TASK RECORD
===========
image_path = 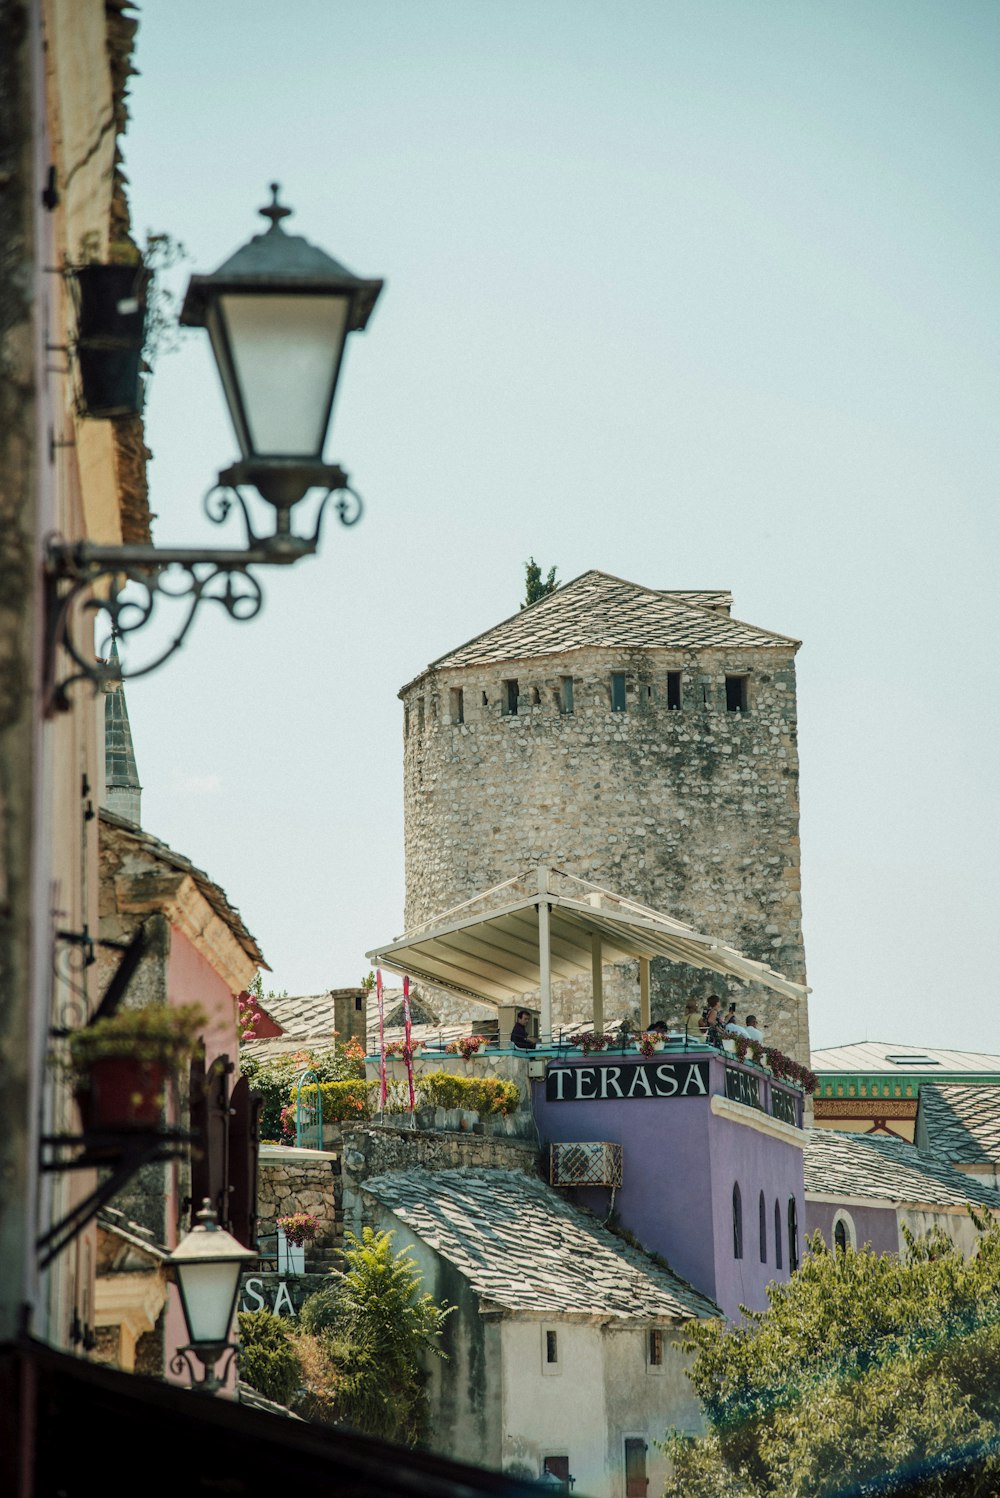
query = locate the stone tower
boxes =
[400,571,810,1063]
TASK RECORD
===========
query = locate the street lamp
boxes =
[167,1199,257,1394]
[45,184,384,709]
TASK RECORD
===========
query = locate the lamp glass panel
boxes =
[176,1257,242,1345]
[219,293,349,458]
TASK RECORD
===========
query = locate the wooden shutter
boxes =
[228,1075,263,1248]
[188,1051,233,1229]
[625,1439,648,1498]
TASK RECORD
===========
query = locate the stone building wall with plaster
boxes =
[399,575,810,1062]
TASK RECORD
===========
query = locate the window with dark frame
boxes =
[503,679,519,716]
[546,1329,558,1364]
[648,1328,663,1366]
[666,671,682,710]
[788,1196,799,1272]
[834,1218,848,1253]
[774,1199,783,1270]
[611,672,627,712]
[759,1190,767,1263]
[560,676,574,714]
[733,1182,743,1259]
[725,674,749,712]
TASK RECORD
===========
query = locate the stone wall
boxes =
[258,1146,340,1249]
[401,642,809,1063]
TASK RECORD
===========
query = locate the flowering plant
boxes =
[237,989,262,1042]
[732,1037,818,1094]
[276,1212,320,1247]
[385,1040,421,1063]
[637,1032,662,1058]
[570,1031,612,1056]
[445,1035,488,1061]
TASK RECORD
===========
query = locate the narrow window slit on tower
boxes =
[666,671,682,710]
[611,673,626,712]
[546,1329,558,1364]
[532,686,541,706]
[560,676,574,714]
[449,687,464,724]
[503,679,519,716]
[648,1329,663,1366]
[726,674,748,712]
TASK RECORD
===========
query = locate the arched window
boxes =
[832,1210,856,1254]
[787,1196,799,1272]
[759,1191,767,1263]
[732,1183,743,1259]
[774,1200,783,1270]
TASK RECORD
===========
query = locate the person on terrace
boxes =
[510,1009,536,1050]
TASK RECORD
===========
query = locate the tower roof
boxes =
[405,571,800,687]
[103,640,141,826]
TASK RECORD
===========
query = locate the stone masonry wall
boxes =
[258,1148,340,1248]
[401,643,810,1063]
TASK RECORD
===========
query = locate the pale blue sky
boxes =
[121,1,1000,1051]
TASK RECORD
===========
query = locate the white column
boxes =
[639,957,651,1031]
[538,866,552,1044]
[591,933,604,1034]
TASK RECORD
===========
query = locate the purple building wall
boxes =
[531,1049,806,1319]
[805,1199,899,1256]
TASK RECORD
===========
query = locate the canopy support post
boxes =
[538,866,552,1045]
[639,957,651,1031]
[591,933,604,1034]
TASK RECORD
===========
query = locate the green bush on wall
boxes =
[419,1071,520,1117]
[290,1079,379,1122]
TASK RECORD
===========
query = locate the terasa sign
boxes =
[545,1059,711,1102]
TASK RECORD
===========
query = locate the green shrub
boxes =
[242,1050,367,1140]
[237,1309,301,1404]
[418,1070,519,1117]
[298,1283,341,1336]
[290,1078,379,1123]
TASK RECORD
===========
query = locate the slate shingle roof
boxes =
[406,571,799,683]
[363,1167,718,1321]
[804,1129,1000,1209]
[918,1085,1000,1165]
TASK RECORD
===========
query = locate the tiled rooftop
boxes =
[918,1084,1000,1165]
[811,1041,1000,1076]
[804,1129,1000,1209]
[100,808,266,968]
[363,1167,718,1321]
[407,570,799,681]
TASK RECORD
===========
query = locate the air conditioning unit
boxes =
[550,1141,623,1188]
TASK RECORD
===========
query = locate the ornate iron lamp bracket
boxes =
[43,464,362,713]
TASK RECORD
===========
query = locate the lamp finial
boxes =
[259,182,292,231]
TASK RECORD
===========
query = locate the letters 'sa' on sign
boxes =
[545,1059,711,1102]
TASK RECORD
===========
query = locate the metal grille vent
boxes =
[550,1141,623,1188]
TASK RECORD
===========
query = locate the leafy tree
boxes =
[295,1227,452,1445]
[663,1214,1000,1497]
[237,1308,302,1404]
[521,556,559,609]
[242,1047,365,1141]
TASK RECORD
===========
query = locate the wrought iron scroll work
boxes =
[44,468,362,713]
[169,1341,238,1395]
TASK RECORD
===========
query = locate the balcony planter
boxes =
[68,1002,205,1134]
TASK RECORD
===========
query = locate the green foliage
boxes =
[290,1078,379,1124]
[237,1309,301,1405]
[295,1228,452,1445]
[419,1070,519,1117]
[521,556,559,609]
[663,1214,1000,1497]
[242,1051,368,1140]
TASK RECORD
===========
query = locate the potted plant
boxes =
[68,1002,205,1132]
[276,1212,320,1247]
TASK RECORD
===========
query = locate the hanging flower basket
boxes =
[68,1003,205,1133]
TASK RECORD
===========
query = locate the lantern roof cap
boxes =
[180,184,383,331]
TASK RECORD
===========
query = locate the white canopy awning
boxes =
[367,866,808,1040]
